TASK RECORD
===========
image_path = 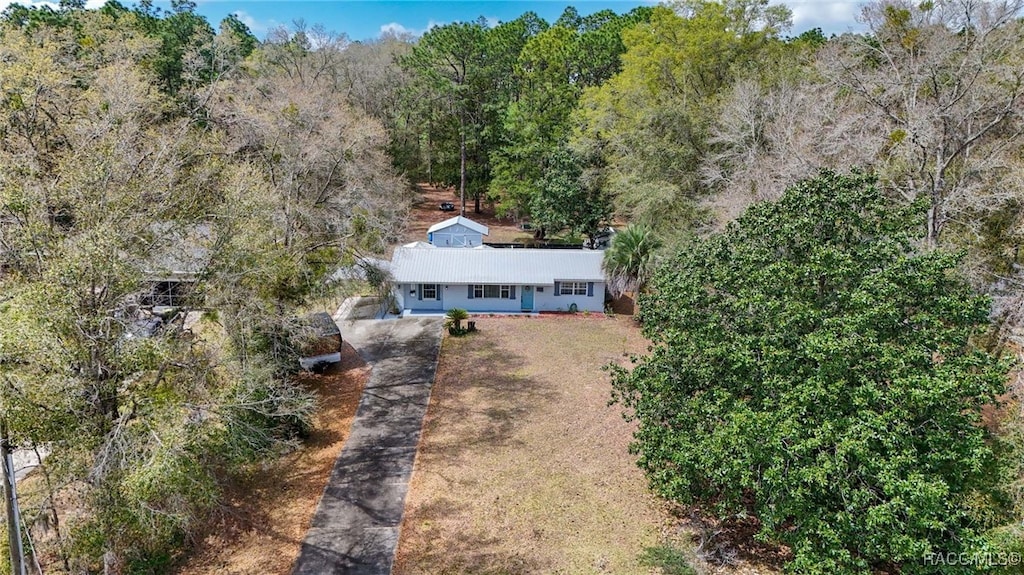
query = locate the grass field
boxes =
[392,315,675,574]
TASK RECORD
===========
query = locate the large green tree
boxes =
[401,20,489,213]
[529,146,612,242]
[489,6,651,218]
[574,0,790,244]
[489,23,580,217]
[612,171,1011,573]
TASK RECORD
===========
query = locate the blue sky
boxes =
[2,0,867,40]
[212,1,662,39]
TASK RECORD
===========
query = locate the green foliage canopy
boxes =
[611,171,1010,573]
[602,223,661,297]
[529,146,612,241]
[489,6,651,217]
[573,0,791,245]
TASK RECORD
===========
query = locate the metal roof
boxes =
[426,216,489,235]
[143,222,211,278]
[390,247,605,284]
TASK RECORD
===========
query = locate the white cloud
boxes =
[379,18,456,39]
[380,21,416,37]
[232,10,276,34]
[0,0,111,11]
[780,0,865,34]
[0,0,58,11]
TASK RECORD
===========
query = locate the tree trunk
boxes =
[926,204,938,248]
[459,115,466,217]
[1,420,26,575]
[426,115,433,184]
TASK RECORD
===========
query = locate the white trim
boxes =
[559,281,588,296]
[421,283,439,300]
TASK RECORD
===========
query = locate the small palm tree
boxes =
[444,308,470,333]
[602,224,661,298]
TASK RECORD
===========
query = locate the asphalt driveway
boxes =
[292,307,443,575]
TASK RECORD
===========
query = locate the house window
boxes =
[421,284,439,299]
[536,287,544,293]
[559,281,588,296]
[473,285,512,298]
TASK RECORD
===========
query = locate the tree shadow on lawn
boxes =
[394,335,558,574]
[417,335,558,461]
[396,497,543,575]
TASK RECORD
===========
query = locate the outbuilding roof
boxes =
[426,215,489,236]
[403,241,435,249]
[390,246,604,285]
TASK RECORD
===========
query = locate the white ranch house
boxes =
[427,215,489,247]
[389,245,606,314]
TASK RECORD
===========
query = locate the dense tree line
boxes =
[1,0,1023,572]
[364,0,1024,571]
[378,0,1023,274]
[0,2,406,572]
[613,172,1017,573]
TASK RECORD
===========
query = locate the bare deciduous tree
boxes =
[820,0,1024,247]
[702,77,884,224]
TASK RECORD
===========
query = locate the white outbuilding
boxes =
[427,216,489,247]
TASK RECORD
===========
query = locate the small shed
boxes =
[427,216,489,248]
[296,312,343,371]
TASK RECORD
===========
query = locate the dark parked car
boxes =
[439,202,455,212]
[588,226,616,249]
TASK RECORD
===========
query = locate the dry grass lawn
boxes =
[393,315,672,574]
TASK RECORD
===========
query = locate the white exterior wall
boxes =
[533,282,604,313]
[443,284,523,312]
[428,223,484,248]
[396,283,444,311]
[393,282,606,313]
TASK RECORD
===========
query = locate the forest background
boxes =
[0,0,1023,572]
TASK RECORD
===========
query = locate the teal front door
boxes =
[521,285,534,311]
